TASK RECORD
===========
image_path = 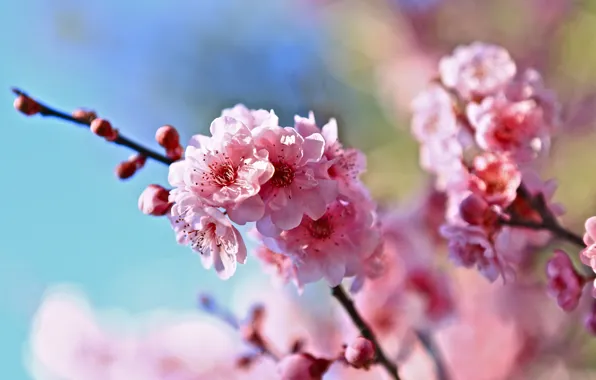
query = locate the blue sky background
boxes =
[0,1,361,378]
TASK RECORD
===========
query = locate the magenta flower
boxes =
[410,83,459,142]
[169,202,247,280]
[270,200,381,287]
[545,250,583,312]
[221,103,279,130]
[294,113,371,203]
[439,42,516,100]
[440,224,515,283]
[467,95,550,161]
[468,152,521,207]
[168,116,274,224]
[252,124,337,234]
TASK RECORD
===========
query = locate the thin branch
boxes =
[415,330,450,380]
[331,285,401,380]
[499,217,585,248]
[11,88,173,165]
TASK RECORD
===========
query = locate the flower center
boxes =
[308,217,333,240]
[188,223,217,254]
[270,161,295,188]
[211,163,237,187]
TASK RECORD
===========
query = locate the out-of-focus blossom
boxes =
[467,95,550,162]
[439,42,516,101]
[253,124,337,235]
[410,84,458,143]
[169,203,246,280]
[277,353,330,380]
[581,217,596,271]
[545,250,583,312]
[168,116,274,224]
[440,224,515,283]
[468,152,521,207]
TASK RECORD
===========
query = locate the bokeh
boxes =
[4,0,596,378]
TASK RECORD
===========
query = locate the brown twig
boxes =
[415,330,450,380]
[331,285,401,380]
[11,88,174,165]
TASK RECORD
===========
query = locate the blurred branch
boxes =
[415,330,450,380]
[331,285,401,380]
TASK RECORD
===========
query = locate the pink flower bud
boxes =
[277,353,330,380]
[345,336,375,369]
[130,154,147,170]
[90,118,118,141]
[155,125,180,150]
[138,184,171,216]
[72,109,97,124]
[459,193,490,226]
[166,145,183,161]
[546,250,583,312]
[14,95,40,116]
[115,160,137,180]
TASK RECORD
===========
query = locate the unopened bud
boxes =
[130,154,147,170]
[138,184,171,216]
[72,109,97,124]
[90,118,118,141]
[115,160,137,180]
[155,125,180,150]
[14,95,40,116]
[166,145,183,161]
[345,337,375,369]
[459,193,489,226]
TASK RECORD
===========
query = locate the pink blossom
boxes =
[404,268,455,327]
[252,125,337,234]
[28,290,130,380]
[254,242,297,286]
[505,68,560,131]
[545,250,583,312]
[277,353,330,380]
[581,217,596,276]
[468,152,521,207]
[221,104,279,130]
[410,83,458,142]
[440,224,515,283]
[269,199,381,287]
[439,42,516,100]
[467,95,550,161]
[458,192,500,227]
[168,116,274,224]
[138,184,171,216]
[294,113,371,203]
[169,203,247,280]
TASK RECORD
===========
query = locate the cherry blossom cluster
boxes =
[410,42,596,322]
[165,105,382,288]
[411,42,562,282]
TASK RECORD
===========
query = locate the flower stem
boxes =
[499,217,584,248]
[415,330,450,380]
[331,285,401,380]
[11,88,173,165]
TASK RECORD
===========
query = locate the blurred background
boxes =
[4,0,596,378]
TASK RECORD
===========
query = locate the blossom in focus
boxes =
[268,199,381,287]
[168,116,274,224]
[581,217,596,272]
[439,42,516,100]
[294,113,371,204]
[440,224,515,283]
[467,95,550,161]
[252,124,337,234]
[169,203,246,280]
[468,152,521,207]
[221,104,279,130]
[545,250,583,312]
